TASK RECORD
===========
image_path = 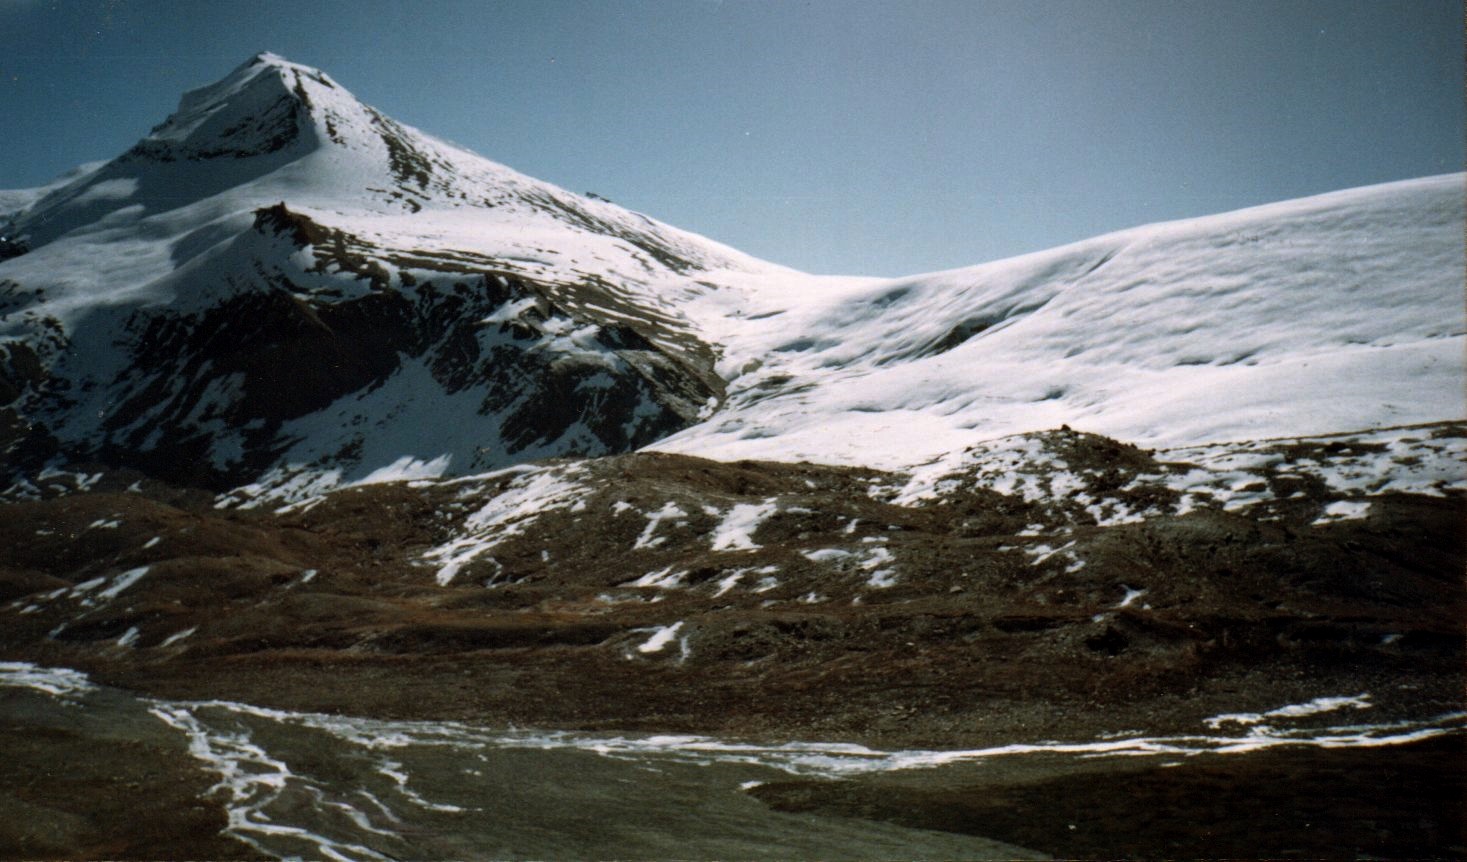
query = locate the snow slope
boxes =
[655,173,1466,470]
[6,54,774,286]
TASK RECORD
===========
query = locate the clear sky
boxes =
[1,0,1461,276]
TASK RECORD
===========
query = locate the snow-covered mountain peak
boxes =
[133,52,340,162]
[6,52,770,285]
[0,54,788,488]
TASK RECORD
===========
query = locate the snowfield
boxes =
[655,173,1465,469]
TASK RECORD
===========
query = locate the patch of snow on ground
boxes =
[99,566,149,601]
[633,501,688,550]
[149,701,394,862]
[710,499,779,551]
[857,545,898,588]
[1117,586,1147,608]
[892,425,1464,527]
[351,454,454,486]
[636,622,684,654]
[802,548,854,564]
[865,570,898,589]
[627,567,688,589]
[711,571,744,597]
[0,662,97,700]
[1026,542,1075,567]
[1312,500,1372,525]
[411,698,1458,777]
[421,465,587,585]
[376,758,466,814]
[1157,427,1467,513]
[215,466,344,512]
[160,627,198,647]
[1205,694,1373,729]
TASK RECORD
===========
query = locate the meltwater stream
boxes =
[2,662,1462,861]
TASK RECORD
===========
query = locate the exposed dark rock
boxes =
[0,235,25,262]
[3,205,723,490]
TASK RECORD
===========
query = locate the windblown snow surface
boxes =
[654,173,1465,470]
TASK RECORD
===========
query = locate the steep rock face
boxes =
[2,203,720,488]
[128,54,316,161]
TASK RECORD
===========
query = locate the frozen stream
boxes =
[1,662,1461,861]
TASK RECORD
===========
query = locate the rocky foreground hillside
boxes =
[3,423,1460,747]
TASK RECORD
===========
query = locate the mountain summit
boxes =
[11,52,758,275]
[0,54,778,488]
[131,52,333,161]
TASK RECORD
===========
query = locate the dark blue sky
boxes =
[1,0,1460,275]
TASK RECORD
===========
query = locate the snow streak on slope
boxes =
[656,174,1466,470]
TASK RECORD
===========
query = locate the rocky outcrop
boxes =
[1,204,721,489]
